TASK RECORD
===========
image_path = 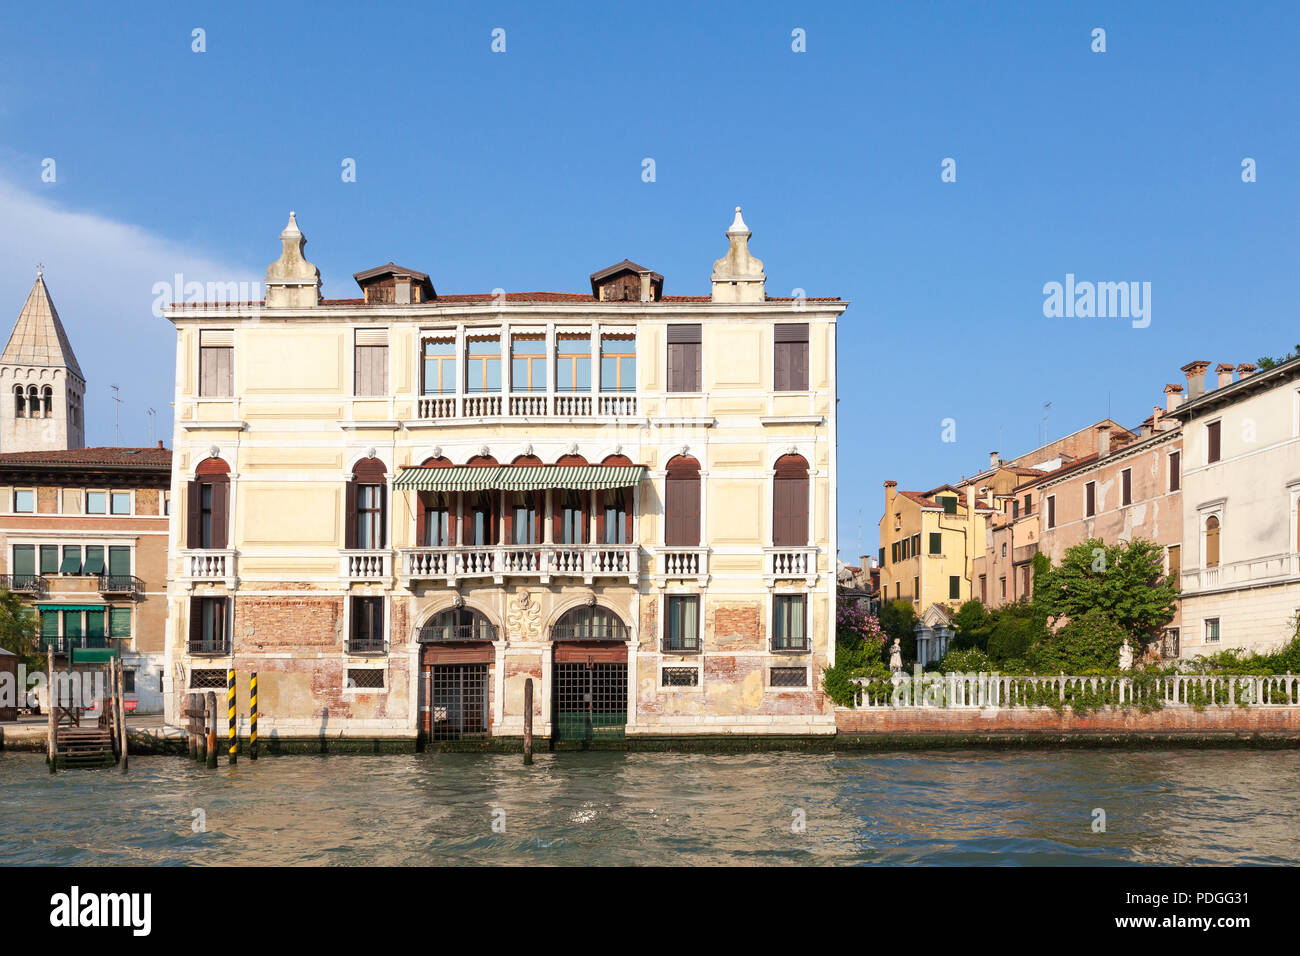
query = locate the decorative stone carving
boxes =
[507,588,542,640]
[451,592,465,609]
[209,445,220,459]
[431,445,442,459]
[889,637,903,674]
[1119,638,1134,672]
[366,447,376,459]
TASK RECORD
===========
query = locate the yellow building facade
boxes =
[163,209,846,742]
[877,482,990,613]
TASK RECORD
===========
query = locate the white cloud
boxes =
[0,177,256,449]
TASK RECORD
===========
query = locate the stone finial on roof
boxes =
[265,210,321,308]
[711,205,766,304]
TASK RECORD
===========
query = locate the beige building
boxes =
[162,208,846,742]
[1169,358,1300,655]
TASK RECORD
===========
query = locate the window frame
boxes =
[663,593,701,653]
[12,488,34,514]
[599,334,636,394]
[771,592,809,652]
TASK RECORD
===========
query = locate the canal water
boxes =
[1,749,1297,865]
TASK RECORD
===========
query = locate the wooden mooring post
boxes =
[115,656,128,773]
[523,677,534,765]
[46,646,56,773]
[186,693,197,759]
[206,691,218,769]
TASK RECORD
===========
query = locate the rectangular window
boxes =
[466,337,502,393]
[774,323,809,391]
[1167,544,1181,581]
[666,324,701,393]
[770,667,807,687]
[1047,495,1057,529]
[86,491,106,514]
[470,492,495,546]
[773,594,808,650]
[108,546,131,577]
[346,668,385,689]
[895,582,900,599]
[39,544,58,575]
[877,546,884,567]
[191,597,230,652]
[942,496,957,515]
[1205,618,1220,643]
[979,575,987,601]
[949,575,960,600]
[110,607,132,639]
[11,545,35,576]
[559,491,586,545]
[662,667,698,687]
[198,329,234,397]
[665,595,700,652]
[353,329,389,396]
[555,334,591,392]
[64,610,83,641]
[86,609,105,641]
[111,491,132,515]
[123,669,135,693]
[1085,482,1096,517]
[1121,469,1132,506]
[13,489,33,513]
[511,493,538,545]
[59,545,82,575]
[1207,420,1221,464]
[929,532,942,555]
[911,533,920,556]
[510,335,547,392]
[891,542,899,563]
[1000,577,1007,599]
[201,484,214,547]
[1023,494,1032,516]
[603,493,629,545]
[600,334,636,393]
[1169,451,1181,491]
[422,494,451,547]
[1012,499,1020,519]
[913,575,919,599]
[83,545,105,575]
[350,596,385,653]
[421,338,456,395]
[357,484,383,549]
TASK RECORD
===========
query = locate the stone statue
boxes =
[889,637,903,674]
[1118,638,1134,672]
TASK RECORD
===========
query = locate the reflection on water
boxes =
[1,749,1297,865]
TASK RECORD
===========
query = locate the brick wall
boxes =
[836,707,1300,735]
[711,601,763,651]
[237,596,342,650]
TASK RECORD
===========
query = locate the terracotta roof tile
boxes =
[0,446,171,468]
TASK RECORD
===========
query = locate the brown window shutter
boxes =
[552,493,564,544]
[623,488,634,544]
[461,493,473,545]
[533,491,544,544]
[211,482,229,549]
[189,599,201,646]
[416,491,429,545]
[691,342,701,392]
[1208,421,1221,462]
[774,341,789,391]
[596,491,607,543]
[186,480,201,547]
[773,477,809,545]
[344,480,358,549]
[503,493,514,544]
[794,341,808,390]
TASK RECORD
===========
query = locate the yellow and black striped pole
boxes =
[227,668,237,764]
[249,671,258,760]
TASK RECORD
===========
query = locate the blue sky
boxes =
[1,1,1296,559]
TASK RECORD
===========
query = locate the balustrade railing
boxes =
[181,549,235,582]
[401,544,638,583]
[340,550,392,580]
[851,672,1300,710]
[413,392,638,421]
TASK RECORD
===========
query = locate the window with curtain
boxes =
[665,595,700,652]
[560,491,586,544]
[772,594,807,650]
[421,493,451,547]
[511,493,538,545]
[600,335,636,393]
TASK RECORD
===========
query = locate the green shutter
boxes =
[59,547,82,574]
[86,610,105,638]
[110,607,132,638]
[63,611,83,639]
[12,545,35,576]
[40,545,58,574]
[949,575,960,599]
[84,546,105,575]
[942,496,957,514]
[929,533,942,555]
[41,613,59,638]
[108,547,131,576]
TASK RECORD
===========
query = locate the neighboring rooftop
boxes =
[0,445,171,469]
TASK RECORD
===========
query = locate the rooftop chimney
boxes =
[1164,383,1183,412]
[1097,423,1111,457]
[157,440,164,449]
[265,211,322,308]
[989,451,999,470]
[1237,362,1257,380]
[710,206,766,304]
[1181,360,1211,399]
[1216,363,1235,389]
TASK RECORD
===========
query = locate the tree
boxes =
[877,599,918,664]
[950,599,992,651]
[1033,537,1177,643]
[0,586,40,668]
[1028,608,1127,673]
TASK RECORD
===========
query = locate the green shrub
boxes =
[1029,609,1126,673]
[939,647,994,673]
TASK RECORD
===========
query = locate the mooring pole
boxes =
[116,657,129,773]
[249,671,258,760]
[226,669,237,764]
[186,693,197,759]
[47,645,56,773]
[205,691,218,769]
[523,677,534,765]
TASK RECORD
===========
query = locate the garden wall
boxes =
[836,706,1300,736]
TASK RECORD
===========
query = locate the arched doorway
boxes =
[551,604,630,745]
[418,606,497,741]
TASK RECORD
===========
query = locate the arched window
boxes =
[42,386,52,418]
[1205,515,1220,568]
[347,458,387,549]
[553,604,629,641]
[420,606,497,642]
[773,454,810,546]
[466,491,497,546]
[598,487,633,545]
[415,457,454,547]
[14,385,25,418]
[187,457,230,549]
[664,455,701,546]
[27,386,38,418]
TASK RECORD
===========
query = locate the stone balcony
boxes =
[340,549,394,582]
[412,392,639,424]
[764,546,819,586]
[1181,552,1300,594]
[179,549,237,588]
[652,547,710,587]
[400,544,638,586]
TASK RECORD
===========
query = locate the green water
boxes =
[1,749,1296,865]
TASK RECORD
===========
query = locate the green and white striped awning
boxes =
[393,465,645,492]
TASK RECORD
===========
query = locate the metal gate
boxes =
[429,663,489,740]
[552,661,628,742]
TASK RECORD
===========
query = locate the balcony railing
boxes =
[340,550,393,581]
[346,637,389,656]
[401,544,638,585]
[661,636,702,654]
[417,622,500,643]
[654,547,709,586]
[764,546,819,585]
[98,573,143,596]
[0,573,47,596]
[552,623,630,642]
[1181,553,1300,593]
[771,635,812,653]
[414,392,639,422]
[180,549,236,585]
[187,639,231,656]
[42,636,115,655]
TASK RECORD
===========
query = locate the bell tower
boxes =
[0,270,86,452]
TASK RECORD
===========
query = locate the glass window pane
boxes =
[111,491,131,514]
[13,490,34,513]
[86,491,106,514]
